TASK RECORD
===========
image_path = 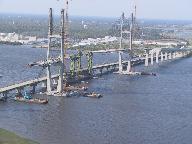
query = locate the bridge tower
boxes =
[118,12,124,73]
[127,13,134,73]
[57,9,65,93]
[64,0,70,55]
[47,8,53,94]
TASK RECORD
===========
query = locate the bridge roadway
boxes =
[1,47,191,94]
[0,58,144,94]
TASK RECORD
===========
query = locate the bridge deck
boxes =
[0,59,142,93]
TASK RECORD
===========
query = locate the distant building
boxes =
[73,36,118,47]
[0,32,37,44]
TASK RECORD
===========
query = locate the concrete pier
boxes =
[173,52,176,59]
[151,53,154,65]
[127,60,131,72]
[145,53,149,66]
[47,8,53,94]
[118,52,123,72]
[165,53,168,60]
[57,9,65,93]
[156,52,159,63]
[161,52,164,62]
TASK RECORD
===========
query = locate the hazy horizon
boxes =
[1,13,192,23]
[0,0,192,20]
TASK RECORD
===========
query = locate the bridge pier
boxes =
[47,8,53,94]
[156,52,159,63]
[47,66,52,93]
[169,53,172,60]
[165,52,168,60]
[57,9,65,93]
[127,60,131,72]
[173,52,176,59]
[161,52,164,62]
[113,65,117,71]
[151,53,154,65]
[118,52,123,72]
[106,67,109,71]
[99,68,103,75]
[145,53,149,66]
[32,85,36,94]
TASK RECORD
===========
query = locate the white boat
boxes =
[84,92,103,98]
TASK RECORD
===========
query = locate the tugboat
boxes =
[141,72,156,76]
[84,92,103,98]
[14,92,48,104]
[64,85,88,92]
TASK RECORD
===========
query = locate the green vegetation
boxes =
[71,42,119,51]
[0,128,38,144]
[0,41,23,45]
[0,15,114,39]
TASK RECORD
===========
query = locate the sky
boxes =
[0,0,192,20]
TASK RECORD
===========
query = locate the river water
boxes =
[1,45,192,144]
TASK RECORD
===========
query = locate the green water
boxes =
[0,128,38,144]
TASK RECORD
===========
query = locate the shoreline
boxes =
[0,128,38,144]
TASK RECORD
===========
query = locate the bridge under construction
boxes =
[1,6,192,98]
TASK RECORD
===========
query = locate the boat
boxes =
[84,92,103,98]
[64,85,88,92]
[14,96,48,104]
[141,72,156,76]
[53,91,78,97]
[15,92,48,104]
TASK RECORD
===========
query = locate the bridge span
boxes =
[0,59,144,96]
[1,47,192,97]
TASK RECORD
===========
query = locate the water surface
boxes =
[0,45,192,144]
